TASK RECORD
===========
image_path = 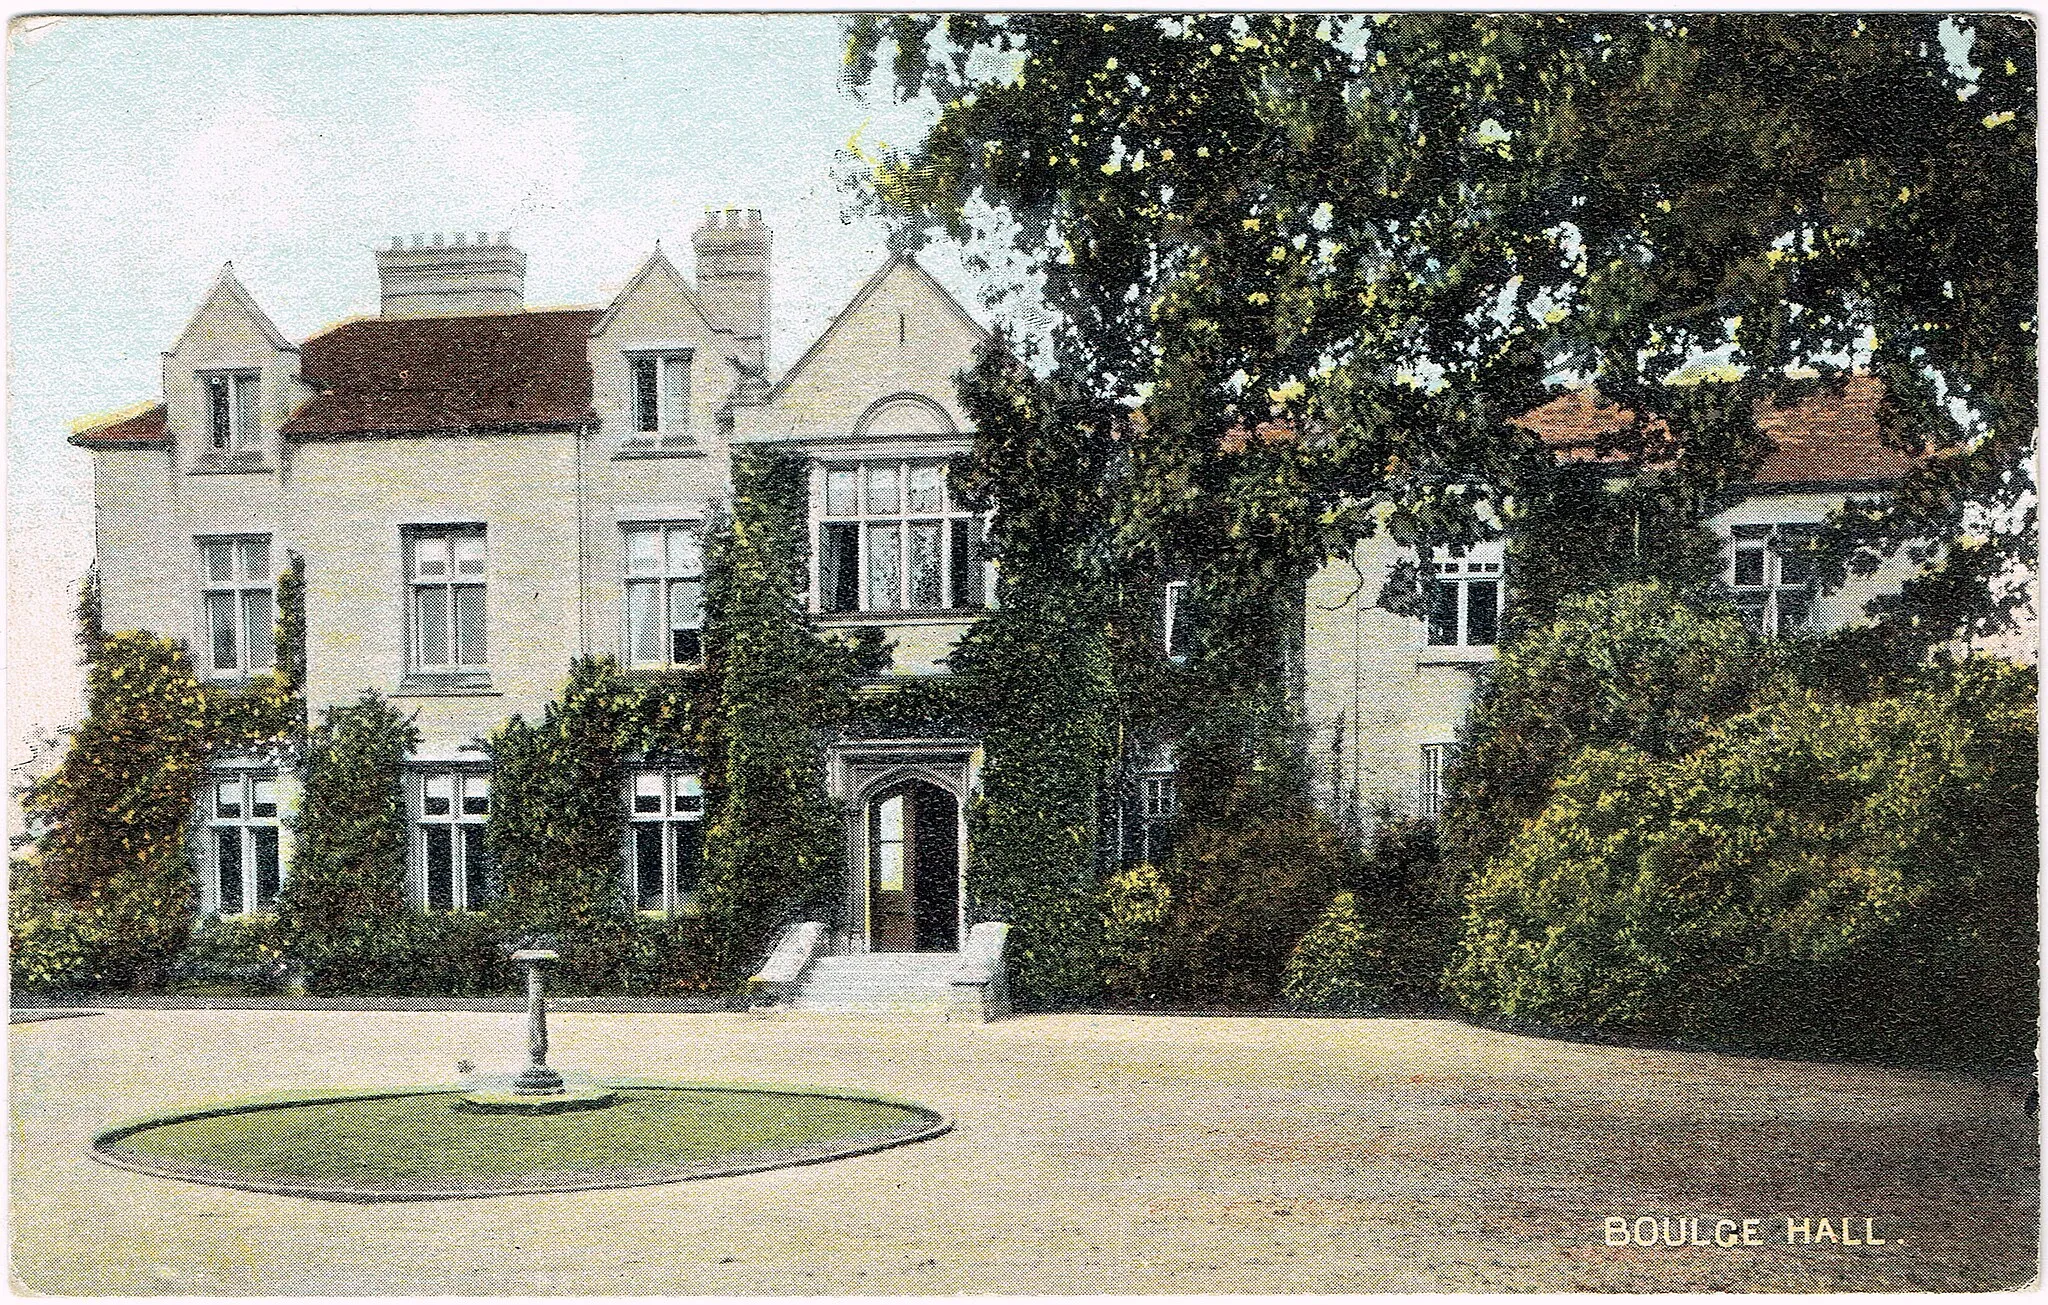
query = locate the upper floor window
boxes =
[1728,524,1815,636]
[816,459,986,614]
[209,770,281,915]
[1419,742,1458,820]
[629,767,705,913]
[630,351,692,443]
[416,769,490,911]
[198,536,275,678]
[624,522,705,668]
[203,371,261,452]
[406,526,487,673]
[1426,544,1504,647]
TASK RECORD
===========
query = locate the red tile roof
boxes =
[1519,376,1911,486]
[283,309,600,438]
[69,402,168,449]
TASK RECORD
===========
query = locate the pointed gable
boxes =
[757,253,988,442]
[167,263,296,360]
[589,248,721,343]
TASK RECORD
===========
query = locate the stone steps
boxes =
[788,953,964,1016]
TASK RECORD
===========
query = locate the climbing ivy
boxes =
[271,691,417,992]
[697,450,880,980]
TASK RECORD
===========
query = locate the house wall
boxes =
[1300,488,1926,825]
[287,431,585,748]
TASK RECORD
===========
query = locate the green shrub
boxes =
[8,855,106,995]
[1448,657,2037,1066]
[297,911,514,998]
[1439,580,1787,894]
[170,914,291,994]
[275,693,417,957]
[699,452,875,981]
[1098,862,1171,1004]
[1152,799,1355,1008]
[1283,893,1428,1013]
[1281,817,1455,1013]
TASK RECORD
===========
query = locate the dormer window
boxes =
[629,351,692,443]
[203,371,261,452]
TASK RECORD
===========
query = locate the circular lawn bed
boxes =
[91,1083,949,1202]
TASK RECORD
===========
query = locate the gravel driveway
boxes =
[10,1008,2036,1293]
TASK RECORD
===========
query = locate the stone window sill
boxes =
[614,440,705,461]
[394,673,499,697]
[813,610,984,628]
[189,453,275,475]
[1415,645,1497,667]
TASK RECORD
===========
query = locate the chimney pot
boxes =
[390,236,403,249]
[454,231,467,246]
[411,233,424,248]
[431,232,445,247]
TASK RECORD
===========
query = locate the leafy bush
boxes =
[1448,657,2037,1066]
[170,914,292,994]
[297,911,513,998]
[8,855,107,995]
[1098,862,1171,1004]
[1151,798,1355,1008]
[1283,893,1435,1013]
[1439,580,1786,893]
[275,693,417,958]
[1283,817,1455,1013]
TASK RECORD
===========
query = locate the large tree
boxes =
[847,14,2035,647]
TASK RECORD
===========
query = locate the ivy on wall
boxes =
[697,450,881,980]
[271,691,417,990]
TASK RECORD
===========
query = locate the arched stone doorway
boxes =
[863,778,961,952]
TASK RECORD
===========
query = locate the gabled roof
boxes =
[588,247,721,340]
[1517,376,1911,486]
[168,263,296,357]
[69,401,168,449]
[283,309,601,438]
[766,252,990,404]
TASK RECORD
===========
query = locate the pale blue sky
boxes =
[6,14,968,771]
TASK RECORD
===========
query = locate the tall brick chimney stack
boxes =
[375,231,526,318]
[692,208,772,375]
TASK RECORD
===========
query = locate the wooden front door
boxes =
[867,781,960,952]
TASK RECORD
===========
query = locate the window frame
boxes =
[627,349,695,445]
[206,769,283,916]
[413,768,492,912]
[1133,770,1179,867]
[1424,544,1505,648]
[200,369,262,453]
[404,525,489,676]
[196,534,276,680]
[814,457,987,615]
[621,520,707,669]
[1418,742,1458,820]
[1727,523,1817,637]
[626,766,706,914]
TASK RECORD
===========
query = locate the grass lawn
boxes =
[97,1086,938,1197]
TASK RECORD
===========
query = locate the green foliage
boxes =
[1097,862,1171,1004]
[1439,581,1786,893]
[1448,659,2037,1066]
[8,854,107,994]
[169,913,290,995]
[273,550,308,702]
[273,693,417,985]
[1283,894,1416,1014]
[697,451,873,980]
[850,13,2034,652]
[19,632,211,988]
[1150,793,1355,1009]
[484,656,700,992]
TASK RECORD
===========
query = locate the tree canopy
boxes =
[847,13,2035,645]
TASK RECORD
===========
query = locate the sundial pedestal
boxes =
[456,948,617,1115]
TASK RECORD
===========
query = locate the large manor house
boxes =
[71,211,1912,955]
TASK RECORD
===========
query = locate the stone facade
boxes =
[72,212,1915,940]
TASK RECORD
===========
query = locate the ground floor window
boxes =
[1135,771,1179,866]
[416,770,491,911]
[630,768,705,913]
[208,770,281,915]
[1728,523,1816,636]
[1419,743,1458,820]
